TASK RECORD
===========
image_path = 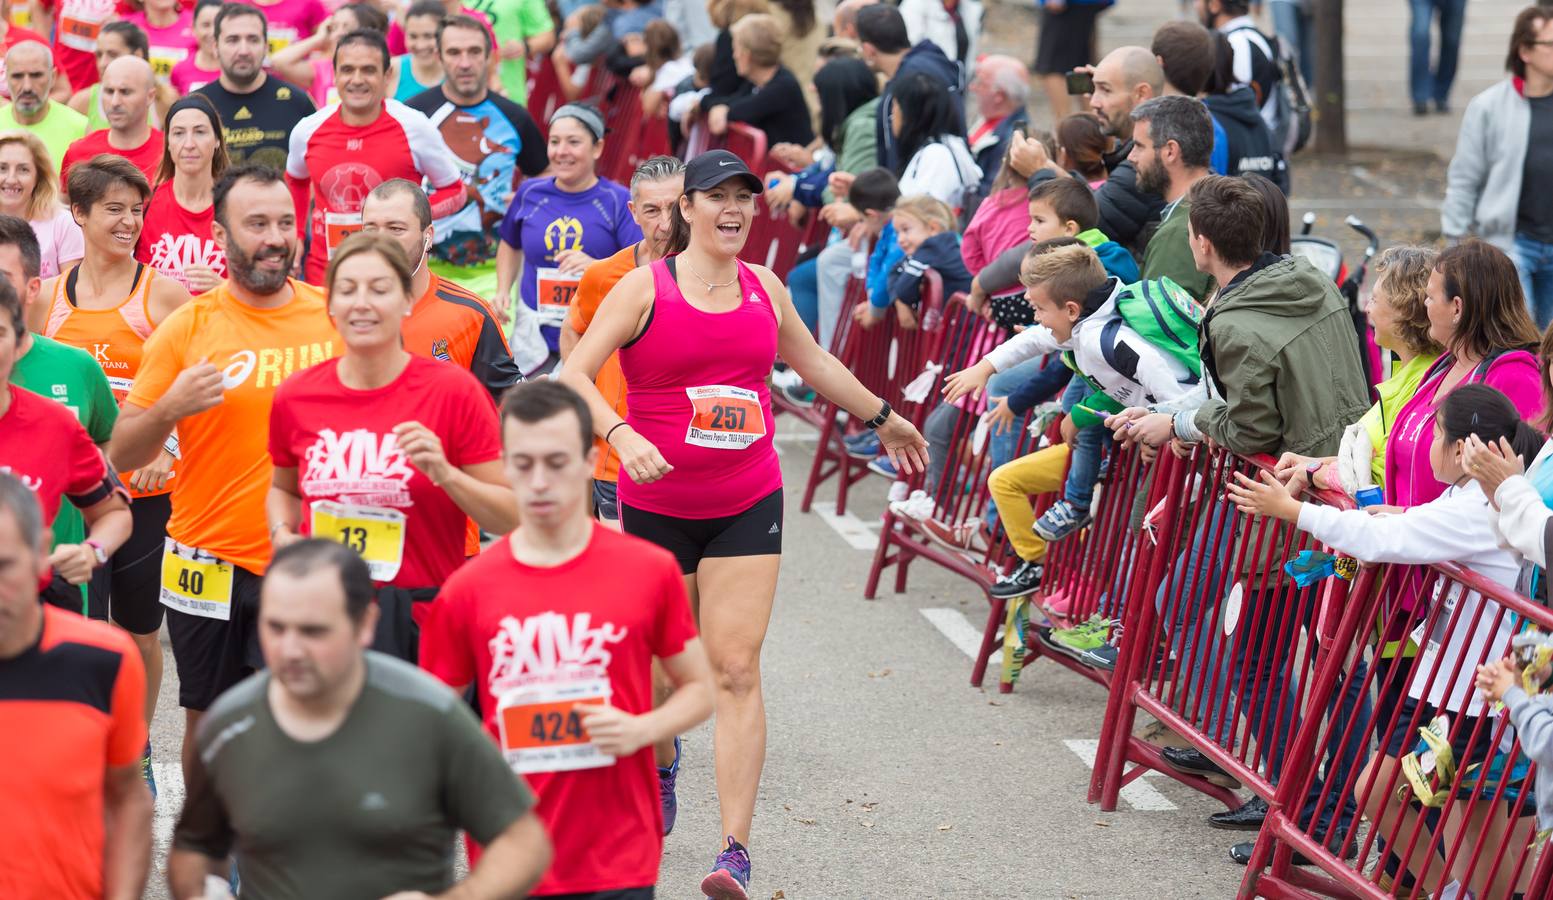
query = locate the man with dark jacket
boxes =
[1202,31,1289,193]
[1008,45,1166,251]
[856,3,964,172]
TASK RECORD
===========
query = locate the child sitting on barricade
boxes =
[1230,384,1544,899]
[937,241,1201,610]
[886,196,972,331]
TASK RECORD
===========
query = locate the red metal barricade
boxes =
[1240,559,1553,899]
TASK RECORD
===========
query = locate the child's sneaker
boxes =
[889,489,936,520]
[659,736,680,835]
[867,456,898,479]
[919,515,989,555]
[1033,500,1091,542]
[844,431,882,459]
[701,836,751,899]
[988,560,1043,599]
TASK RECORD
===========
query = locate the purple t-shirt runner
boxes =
[497,175,641,351]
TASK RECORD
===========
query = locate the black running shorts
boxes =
[166,565,264,711]
[620,487,783,574]
[87,492,171,635]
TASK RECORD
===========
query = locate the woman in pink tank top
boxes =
[559,150,927,900]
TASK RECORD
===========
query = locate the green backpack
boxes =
[1105,276,1206,381]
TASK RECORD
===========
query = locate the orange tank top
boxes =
[44,264,170,496]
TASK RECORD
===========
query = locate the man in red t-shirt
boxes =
[0,475,151,900]
[420,381,713,899]
[285,28,464,284]
[59,55,163,190]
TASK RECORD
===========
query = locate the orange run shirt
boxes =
[569,245,637,482]
[127,279,337,574]
[0,606,146,900]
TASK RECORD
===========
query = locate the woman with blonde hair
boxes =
[0,130,83,277]
[699,13,813,147]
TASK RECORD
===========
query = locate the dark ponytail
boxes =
[1440,383,1548,464]
[666,190,695,256]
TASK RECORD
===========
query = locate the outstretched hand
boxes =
[1225,470,1302,523]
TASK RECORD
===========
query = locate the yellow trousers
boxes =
[988,443,1070,563]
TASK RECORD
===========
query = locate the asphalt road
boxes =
[143,424,1253,899]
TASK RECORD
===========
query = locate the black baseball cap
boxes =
[683,149,764,194]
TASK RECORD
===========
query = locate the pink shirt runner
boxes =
[617,256,781,518]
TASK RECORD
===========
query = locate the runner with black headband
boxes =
[559,149,929,899]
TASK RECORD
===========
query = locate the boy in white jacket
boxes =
[940,242,1197,601]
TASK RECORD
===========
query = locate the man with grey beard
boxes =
[0,40,87,168]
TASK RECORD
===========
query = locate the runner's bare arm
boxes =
[101,762,152,900]
[493,241,523,323]
[49,493,130,583]
[392,422,520,535]
[110,360,225,471]
[267,466,304,548]
[435,812,551,900]
[556,267,674,483]
[757,266,931,475]
[558,320,581,361]
[166,849,223,900]
[578,637,713,758]
[147,275,193,324]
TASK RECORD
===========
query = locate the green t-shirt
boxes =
[466,0,555,104]
[0,102,88,173]
[11,334,118,549]
[175,653,536,899]
[1141,198,1216,304]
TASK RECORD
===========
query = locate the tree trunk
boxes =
[1314,0,1346,153]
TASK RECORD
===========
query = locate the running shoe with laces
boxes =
[843,431,882,460]
[988,559,1043,599]
[701,835,751,899]
[1040,615,1118,670]
[867,456,898,479]
[919,515,990,555]
[1032,499,1091,542]
[659,736,681,836]
[141,742,156,802]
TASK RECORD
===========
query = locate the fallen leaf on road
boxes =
[1094,821,1110,827]
[937,824,953,831]
[795,817,816,825]
[861,821,874,828]
[867,668,892,678]
[861,801,878,811]
[773,892,785,899]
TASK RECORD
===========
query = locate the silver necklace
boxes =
[683,258,738,290]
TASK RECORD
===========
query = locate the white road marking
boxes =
[920,607,1001,668]
[812,501,879,551]
[1063,739,1177,812]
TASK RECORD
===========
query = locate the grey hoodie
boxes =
[1442,79,1529,255]
[1502,685,1553,833]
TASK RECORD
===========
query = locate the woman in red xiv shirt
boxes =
[137,95,229,294]
[266,232,517,662]
[559,150,929,900]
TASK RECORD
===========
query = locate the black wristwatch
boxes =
[864,400,891,430]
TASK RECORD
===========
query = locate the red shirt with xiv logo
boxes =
[419,526,697,896]
[268,355,500,594]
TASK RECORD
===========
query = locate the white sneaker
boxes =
[770,366,802,390]
[889,489,936,520]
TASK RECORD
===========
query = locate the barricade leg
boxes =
[971,595,1007,687]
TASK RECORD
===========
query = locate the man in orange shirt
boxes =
[560,155,683,526]
[360,178,522,402]
[108,163,338,782]
[0,474,152,900]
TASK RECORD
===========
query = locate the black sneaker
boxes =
[989,560,1043,599]
[1229,837,1357,866]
